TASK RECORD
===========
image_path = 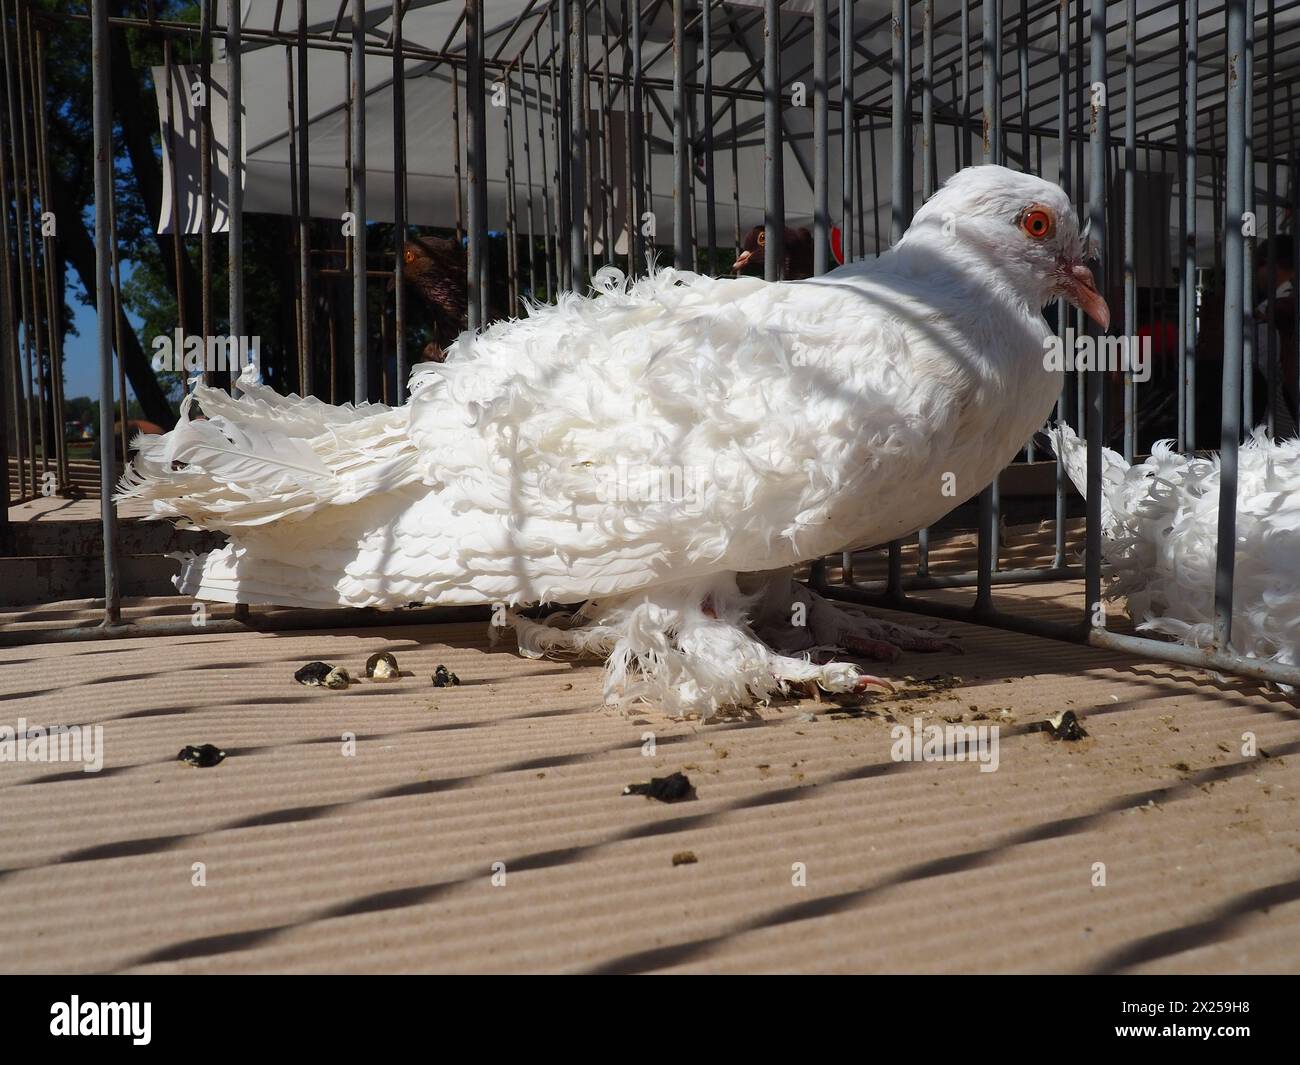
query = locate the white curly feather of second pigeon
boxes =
[1051,423,1300,680]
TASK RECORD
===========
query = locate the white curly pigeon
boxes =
[121,164,1108,716]
[1051,423,1300,681]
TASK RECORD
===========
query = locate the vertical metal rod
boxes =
[961,0,971,168]
[521,60,538,299]
[887,0,912,601]
[1085,0,1109,631]
[579,2,594,280]
[392,0,408,397]
[351,0,367,403]
[702,0,716,272]
[1206,110,1216,279]
[1123,0,1136,462]
[1016,0,1034,455]
[328,307,338,406]
[199,0,214,385]
[813,0,829,275]
[505,76,520,311]
[621,0,634,275]
[890,0,909,244]
[857,109,868,254]
[988,0,1002,571]
[569,0,587,289]
[1017,0,1028,170]
[2,1,34,499]
[630,0,645,273]
[1215,0,1248,648]
[533,34,555,297]
[34,26,67,493]
[763,0,783,280]
[467,0,486,328]
[975,0,1000,615]
[686,26,699,274]
[1241,0,1255,434]
[283,47,302,390]
[865,108,879,256]
[599,0,614,271]
[1210,107,1222,281]
[555,2,572,288]
[949,64,960,173]
[296,0,313,395]
[730,97,740,257]
[0,33,15,535]
[14,6,47,489]
[981,0,1000,166]
[378,264,388,403]
[644,67,654,264]
[1183,0,1198,450]
[28,10,65,491]
[1053,0,1072,582]
[228,0,245,362]
[1074,0,1084,231]
[342,54,352,397]
[1264,0,1277,437]
[475,6,489,314]
[1293,101,1300,429]
[1,4,25,506]
[840,0,854,262]
[1176,5,1187,450]
[918,0,935,577]
[452,66,465,244]
[922,0,934,197]
[1057,0,1069,193]
[91,0,120,625]
[672,0,689,268]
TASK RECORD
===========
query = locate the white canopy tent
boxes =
[154,0,1300,275]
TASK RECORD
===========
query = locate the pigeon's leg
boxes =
[805,586,961,659]
[746,573,960,661]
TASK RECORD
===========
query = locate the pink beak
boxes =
[1060,260,1110,331]
[732,249,753,271]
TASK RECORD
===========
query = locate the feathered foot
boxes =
[504,575,893,717]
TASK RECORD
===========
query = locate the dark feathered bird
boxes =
[398,235,469,362]
[732,225,816,280]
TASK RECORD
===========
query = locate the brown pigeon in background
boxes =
[398,235,469,362]
[732,225,816,280]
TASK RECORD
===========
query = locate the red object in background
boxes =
[831,225,844,266]
[118,418,164,438]
[1137,321,1178,359]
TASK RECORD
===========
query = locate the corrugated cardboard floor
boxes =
[2,574,1298,974]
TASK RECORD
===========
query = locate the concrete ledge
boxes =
[8,520,225,558]
[0,554,185,606]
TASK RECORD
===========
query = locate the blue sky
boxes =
[59,263,144,409]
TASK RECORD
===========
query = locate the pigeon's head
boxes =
[732,225,782,275]
[901,164,1109,330]
[731,225,814,278]
[396,235,469,325]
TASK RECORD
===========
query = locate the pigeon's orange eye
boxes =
[403,249,415,263]
[1020,207,1054,240]
[756,229,766,247]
